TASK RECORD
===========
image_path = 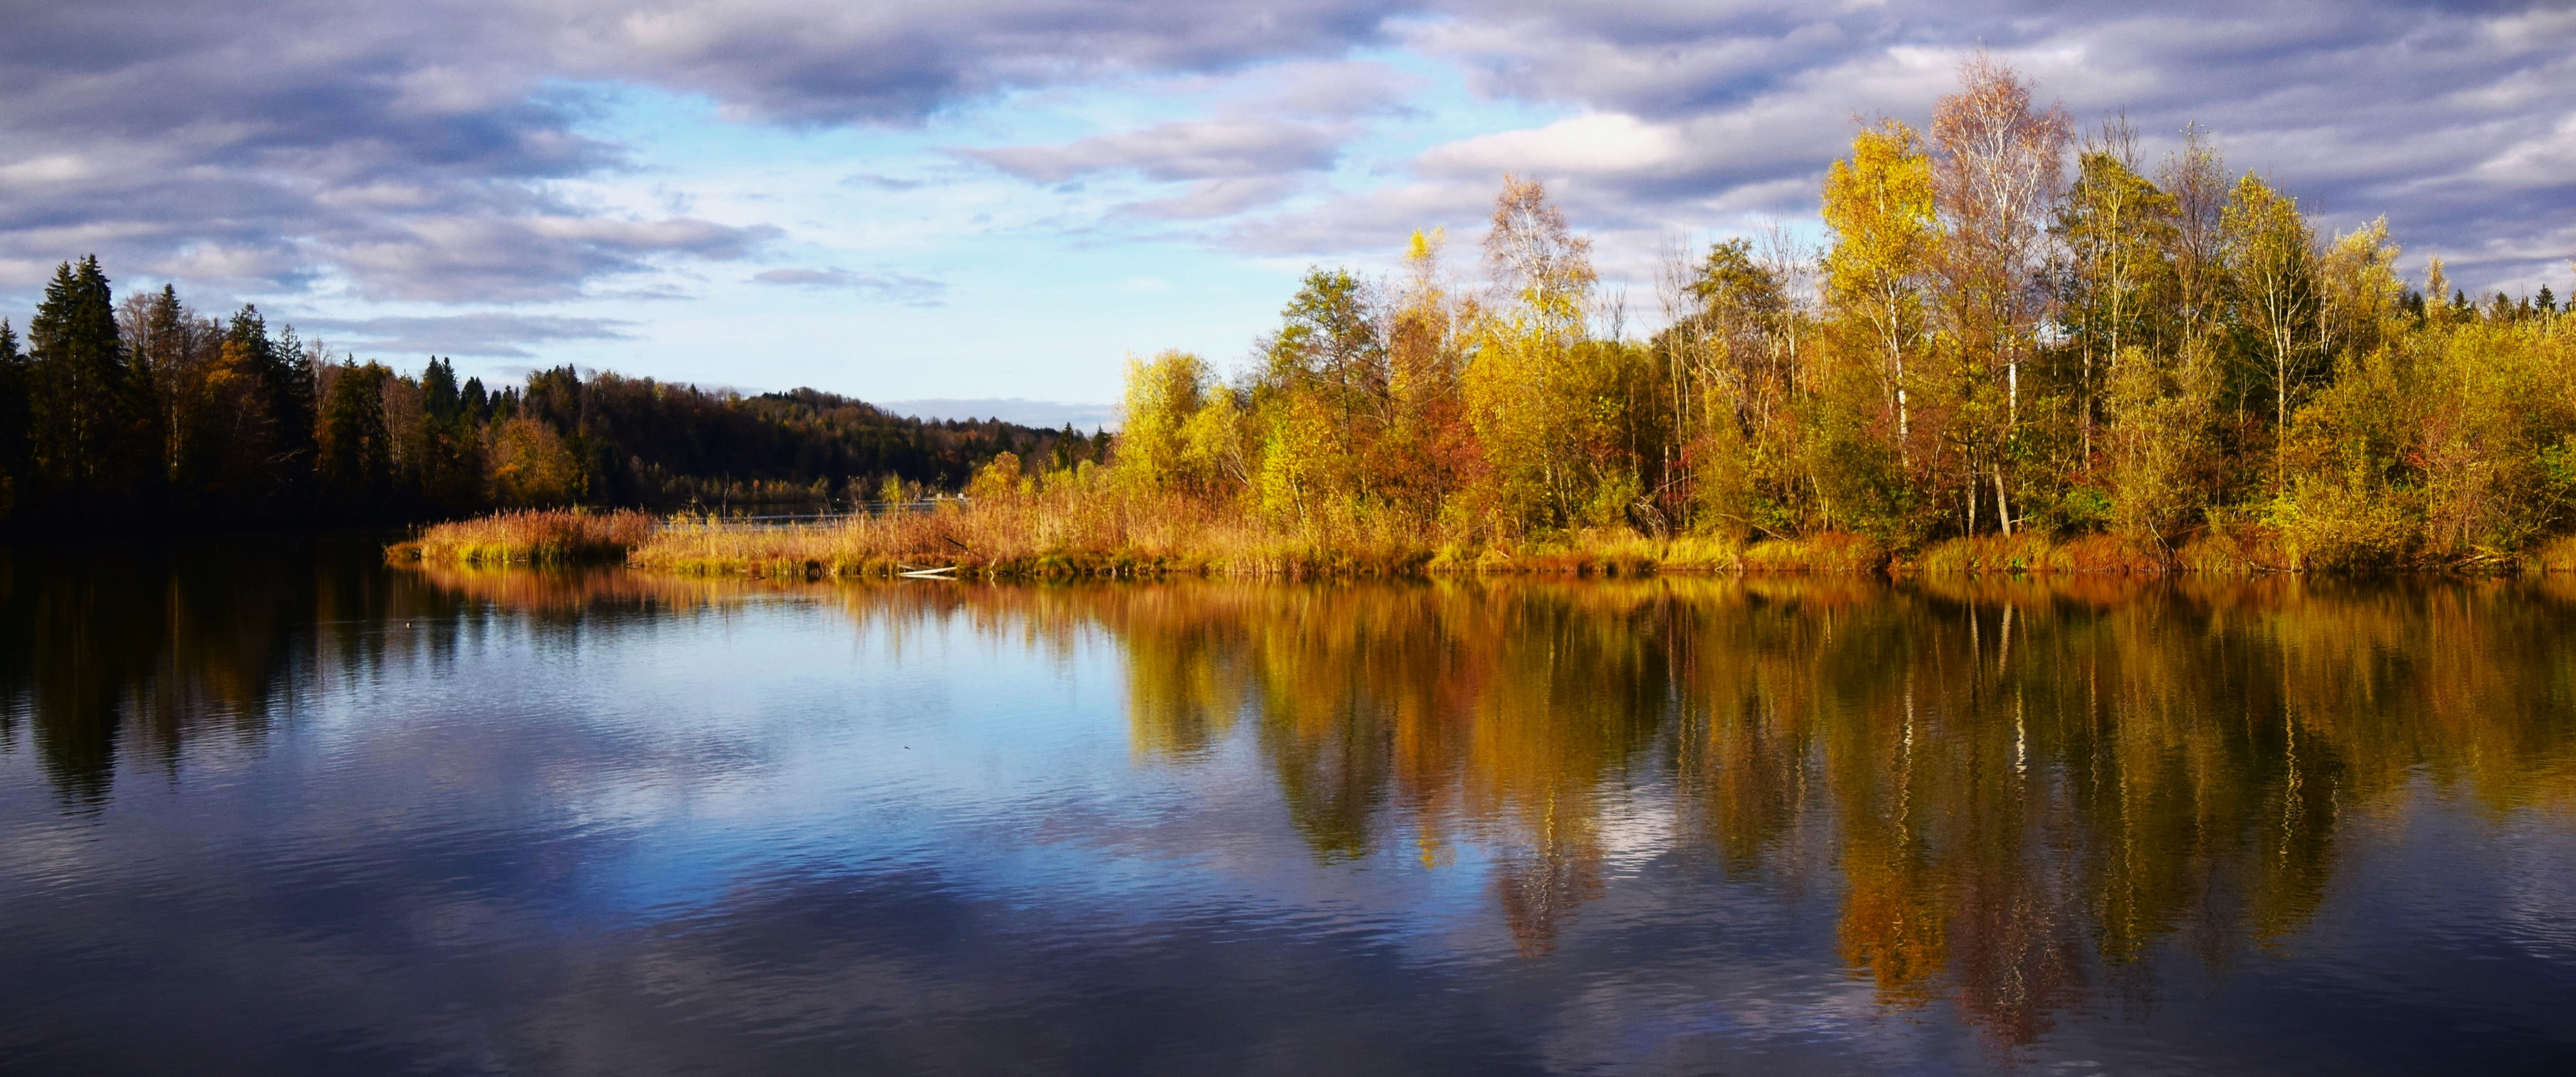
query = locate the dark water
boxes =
[5,540,2576,1075]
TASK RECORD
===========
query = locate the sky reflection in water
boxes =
[3,542,2575,1075]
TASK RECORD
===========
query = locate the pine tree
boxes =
[121,283,209,495]
[317,359,391,512]
[266,321,317,497]
[0,321,27,514]
[421,358,461,423]
[27,256,142,501]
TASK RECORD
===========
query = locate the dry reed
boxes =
[1900,532,2170,575]
[402,488,2553,579]
[626,485,1439,579]
[623,494,1910,580]
[391,509,659,565]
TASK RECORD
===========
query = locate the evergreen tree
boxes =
[413,358,481,510]
[266,321,317,497]
[215,307,317,505]
[27,258,143,500]
[421,358,461,423]
[0,322,27,512]
[317,359,391,512]
[122,283,210,495]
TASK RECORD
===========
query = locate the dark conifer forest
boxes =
[0,256,1097,528]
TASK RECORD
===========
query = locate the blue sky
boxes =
[489,56,1558,409]
[1,1,2570,424]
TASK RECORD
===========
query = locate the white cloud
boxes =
[1,0,2570,347]
[749,267,947,305]
[1419,113,1687,176]
[960,118,1350,183]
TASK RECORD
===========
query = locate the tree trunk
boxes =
[1995,464,2012,536]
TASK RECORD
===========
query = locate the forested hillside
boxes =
[0,265,1101,527]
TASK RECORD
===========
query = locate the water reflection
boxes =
[0,541,756,805]
[818,576,2576,1042]
[0,539,335,803]
[5,550,2575,1068]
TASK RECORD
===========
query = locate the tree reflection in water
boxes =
[852,576,2576,1043]
[9,558,2576,1050]
[0,543,747,805]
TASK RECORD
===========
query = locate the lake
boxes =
[4,538,2574,1074]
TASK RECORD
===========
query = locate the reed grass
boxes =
[623,504,1908,580]
[397,489,2556,579]
[2523,534,2576,573]
[1900,532,2170,574]
[1736,531,1892,573]
[390,509,658,565]
[627,488,1440,579]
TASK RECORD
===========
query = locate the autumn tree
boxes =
[1263,268,1388,457]
[1466,175,1638,534]
[1254,269,1391,530]
[1330,228,1475,529]
[118,285,232,500]
[1822,120,1935,456]
[2221,173,2318,491]
[1118,350,1247,500]
[1816,119,1938,539]
[2157,126,2232,343]
[2317,217,2401,363]
[1929,53,2071,534]
[1658,237,1806,538]
[2055,119,2177,464]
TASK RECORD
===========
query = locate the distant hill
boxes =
[880,398,1120,431]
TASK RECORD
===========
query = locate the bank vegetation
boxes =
[396,55,2575,577]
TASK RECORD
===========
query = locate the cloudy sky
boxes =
[1,1,2569,420]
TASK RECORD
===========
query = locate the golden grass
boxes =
[628,489,1440,579]
[1736,531,1892,573]
[397,490,2567,579]
[390,509,658,565]
[1901,532,2171,575]
[402,561,761,613]
[623,500,1908,580]
[2524,534,2576,573]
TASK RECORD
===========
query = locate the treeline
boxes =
[0,259,1098,527]
[1116,56,2575,569]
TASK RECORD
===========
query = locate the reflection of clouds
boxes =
[2502,820,2576,966]
[1060,576,2576,1044]
[9,561,2576,1072]
[1591,794,1679,880]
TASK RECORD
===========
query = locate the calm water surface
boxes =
[5,539,2575,1075]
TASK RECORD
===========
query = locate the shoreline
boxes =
[388,509,2576,579]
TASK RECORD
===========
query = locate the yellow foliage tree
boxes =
[486,416,580,507]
